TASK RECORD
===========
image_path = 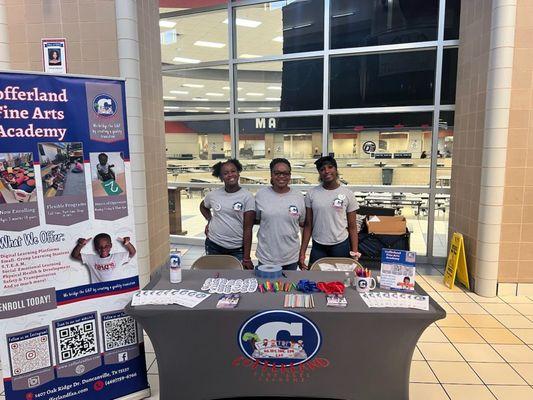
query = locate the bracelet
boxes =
[242,258,252,262]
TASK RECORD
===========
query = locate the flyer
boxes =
[379,249,416,292]
[0,72,149,400]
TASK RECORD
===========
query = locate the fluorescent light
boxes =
[163,96,176,100]
[170,90,189,95]
[246,92,264,96]
[205,92,224,97]
[283,23,312,31]
[267,86,282,90]
[259,107,273,110]
[164,106,180,110]
[185,109,200,113]
[272,36,284,43]
[332,12,356,18]
[195,107,211,110]
[223,18,261,28]
[172,56,201,64]
[223,86,242,91]
[266,97,281,101]
[243,110,257,113]
[182,83,204,88]
[159,20,176,28]
[194,40,226,48]
[193,97,209,101]
[213,110,227,113]
[239,54,261,59]
[238,98,246,101]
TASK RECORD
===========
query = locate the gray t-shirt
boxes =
[255,187,306,265]
[304,185,359,245]
[203,187,255,249]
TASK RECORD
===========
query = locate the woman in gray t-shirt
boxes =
[299,156,361,269]
[255,158,306,270]
[199,159,255,269]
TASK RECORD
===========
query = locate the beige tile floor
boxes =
[2,249,532,400]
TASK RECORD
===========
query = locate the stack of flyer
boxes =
[380,249,417,291]
[359,292,429,311]
[131,289,210,308]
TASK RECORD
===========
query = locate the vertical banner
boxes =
[0,72,149,400]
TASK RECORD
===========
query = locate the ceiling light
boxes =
[213,110,227,113]
[170,90,189,95]
[332,12,356,18]
[239,54,261,59]
[272,36,284,43]
[223,86,242,91]
[172,57,201,64]
[205,92,224,97]
[182,84,204,88]
[238,98,246,101]
[258,107,273,110]
[164,106,180,110]
[223,18,262,28]
[266,97,281,101]
[163,96,176,100]
[185,109,200,113]
[159,20,176,28]
[194,40,226,48]
[193,97,209,101]
[246,92,264,96]
[283,23,312,31]
[243,110,257,113]
[196,107,211,110]
[267,86,282,90]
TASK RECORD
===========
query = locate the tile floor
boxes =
[2,248,532,400]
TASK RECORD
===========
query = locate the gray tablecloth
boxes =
[127,266,445,400]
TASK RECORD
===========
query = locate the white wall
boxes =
[166,133,199,156]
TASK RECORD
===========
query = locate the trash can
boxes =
[382,168,394,185]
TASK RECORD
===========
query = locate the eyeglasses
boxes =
[272,171,291,177]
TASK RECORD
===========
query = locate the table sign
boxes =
[443,232,470,289]
[380,249,416,291]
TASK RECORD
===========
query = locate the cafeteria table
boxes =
[126,267,445,400]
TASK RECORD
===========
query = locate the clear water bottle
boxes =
[169,249,182,283]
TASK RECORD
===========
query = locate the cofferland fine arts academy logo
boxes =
[238,310,321,367]
[92,94,117,117]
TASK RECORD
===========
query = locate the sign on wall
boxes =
[42,38,67,74]
[0,72,149,400]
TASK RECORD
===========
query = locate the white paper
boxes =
[359,292,430,311]
[131,289,211,308]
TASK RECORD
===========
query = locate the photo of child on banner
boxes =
[90,152,125,197]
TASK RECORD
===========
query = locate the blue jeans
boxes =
[205,238,243,261]
[309,238,351,265]
[258,261,298,271]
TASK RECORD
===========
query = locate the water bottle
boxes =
[169,249,182,283]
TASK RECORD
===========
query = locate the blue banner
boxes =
[0,71,149,400]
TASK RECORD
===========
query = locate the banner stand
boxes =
[0,71,150,400]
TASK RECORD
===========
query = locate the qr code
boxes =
[103,316,138,351]
[9,335,51,376]
[56,320,98,363]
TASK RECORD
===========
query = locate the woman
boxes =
[199,159,255,269]
[299,156,361,269]
[49,50,61,65]
[255,158,305,270]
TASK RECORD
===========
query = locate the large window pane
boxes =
[436,111,454,188]
[166,120,231,184]
[329,113,433,186]
[330,50,436,109]
[162,66,230,115]
[235,0,324,58]
[238,116,322,183]
[331,0,439,50]
[433,203,450,257]
[236,59,323,112]
[441,48,458,105]
[444,0,461,40]
[160,9,229,65]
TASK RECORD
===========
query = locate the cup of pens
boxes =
[354,267,376,293]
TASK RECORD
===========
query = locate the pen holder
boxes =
[355,277,376,293]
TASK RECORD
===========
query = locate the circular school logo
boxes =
[93,94,117,117]
[238,310,321,367]
[233,202,243,211]
[288,205,299,216]
[362,141,376,154]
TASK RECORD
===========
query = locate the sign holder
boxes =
[443,232,470,289]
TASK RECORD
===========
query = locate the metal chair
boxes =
[310,257,363,271]
[191,255,243,270]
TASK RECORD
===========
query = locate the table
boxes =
[127,268,445,400]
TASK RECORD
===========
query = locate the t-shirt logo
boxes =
[214,203,222,211]
[233,202,244,211]
[288,205,299,216]
[333,196,344,208]
[95,261,116,271]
